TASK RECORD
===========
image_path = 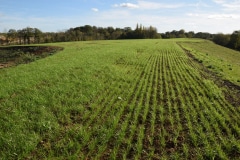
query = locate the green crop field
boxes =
[0,39,239,159]
[179,40,240,86]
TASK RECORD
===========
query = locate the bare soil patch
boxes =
[0,46,63,69]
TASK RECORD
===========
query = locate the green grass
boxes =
[0,39,239,159]
[179,40,240,85]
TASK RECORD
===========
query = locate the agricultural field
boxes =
[0,39,239,159]
[178,40,240,86]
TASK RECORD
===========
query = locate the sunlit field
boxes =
[0,39,239,159]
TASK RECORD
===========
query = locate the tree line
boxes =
[161,30,240,51]
[3,27,42,45]
[0,24,160,44]
[212,31,240,51]
[0,24,239,51]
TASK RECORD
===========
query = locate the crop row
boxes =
[5,40,238,159]
[53,41,240,159]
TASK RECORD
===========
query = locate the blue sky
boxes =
[0,0,239,33]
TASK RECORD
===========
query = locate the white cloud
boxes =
[212,0,240,11]
[186,13,200,17]
[188,1,210,8]
[187,12,240,20]
[185,22,198,29]
[138,1,184,9]
[91,8,99,12]
[208,14,239,19]
[114,3,139,9]
[222,3,240,11]
[212,0,226,4]
[114,1,183,10]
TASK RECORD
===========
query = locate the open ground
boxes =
[0,39,239,159]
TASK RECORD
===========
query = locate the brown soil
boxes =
[0,46,63,69]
